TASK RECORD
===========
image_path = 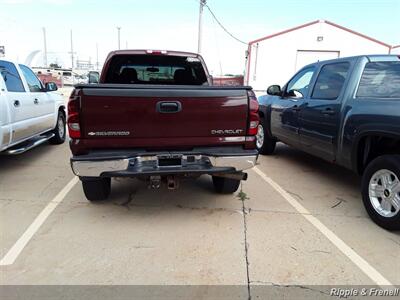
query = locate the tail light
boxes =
[67,90,81,139]
[146,50,167,55]
[247,90,259,135]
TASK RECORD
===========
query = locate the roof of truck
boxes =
[0,58,19,65]
[300,54,400,70]
[106,49,201,58]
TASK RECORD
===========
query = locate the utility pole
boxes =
[42,27,48,67]
[197,0,206,54]
[117,27,121,50]
[68,30,76,70]
[96,43,99,70]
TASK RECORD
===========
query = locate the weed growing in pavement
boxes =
[237,183,249,201]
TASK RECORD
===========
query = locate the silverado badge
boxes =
[88,131,131,136]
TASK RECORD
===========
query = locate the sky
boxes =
[0,0,399,75]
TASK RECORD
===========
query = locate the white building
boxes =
[245,20,393,93]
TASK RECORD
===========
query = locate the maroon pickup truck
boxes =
[68,50,259,201]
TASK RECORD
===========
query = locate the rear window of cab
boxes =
[356,61,400,99]
[104,55,208,85]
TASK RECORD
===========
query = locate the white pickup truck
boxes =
[0,59,66,154]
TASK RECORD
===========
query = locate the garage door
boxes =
[295,50,340,71]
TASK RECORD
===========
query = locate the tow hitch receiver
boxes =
[149,176,161,189]
[148,175,180,190]
[167,175,179,190]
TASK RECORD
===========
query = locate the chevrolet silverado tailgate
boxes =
[78,85,250,142]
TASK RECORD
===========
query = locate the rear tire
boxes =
[212,176,240,194]
[256,120,276,155]
[81,177,111,201]
[49,110,66,145]
[361,155,400,231]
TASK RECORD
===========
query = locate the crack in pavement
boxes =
[241,195,251,300]
[118,202,243,214]
[310,250,332,254]
[131,245,155,249]
[249,281,332,297]
[286,190,304,201]
[331,197,348,209]
[114,189,137,210]
[388,238,400,247]
[175,204,242,215]
[249,208,367,219]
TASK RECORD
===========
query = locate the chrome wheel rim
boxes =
[369,169,400,218]
[256,124,264,149]
[58,115,65,138]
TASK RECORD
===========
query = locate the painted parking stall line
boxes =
[252,166,393,288]
[0,176,79,266]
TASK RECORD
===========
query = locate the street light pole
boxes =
[117,27,121,50]
[197,0,206,54]
[42,27,48,67]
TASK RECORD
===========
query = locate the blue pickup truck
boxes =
[256,55,400,230]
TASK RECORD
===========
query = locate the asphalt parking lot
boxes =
[0,89,399,299]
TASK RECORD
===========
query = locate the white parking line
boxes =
[252,166,393,288]
[0,176,79,266]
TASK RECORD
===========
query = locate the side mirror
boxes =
[45,82,58,92]
[267,85,282,96]
[88,71,100,84]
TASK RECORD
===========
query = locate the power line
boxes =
[210,11,223,75]
[196,0,247,45]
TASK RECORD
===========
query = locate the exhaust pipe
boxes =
[214,172,248,181]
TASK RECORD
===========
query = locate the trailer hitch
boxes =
[167,175,180,190]
[148,176,161,189]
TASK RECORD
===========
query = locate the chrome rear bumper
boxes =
[71,153,257,177]
[72,159,129,177]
